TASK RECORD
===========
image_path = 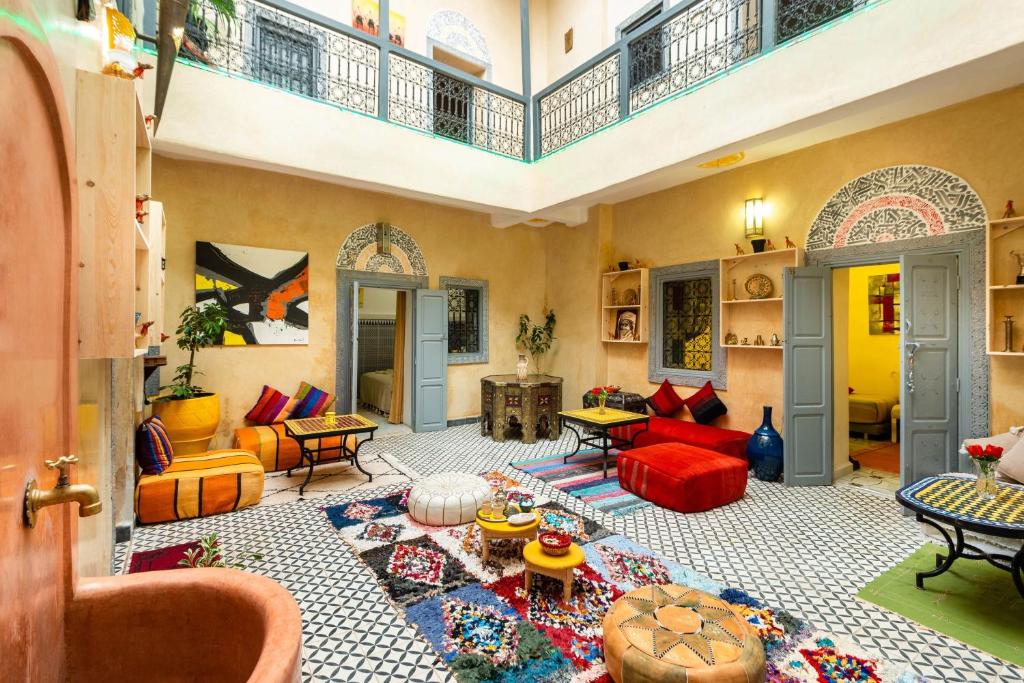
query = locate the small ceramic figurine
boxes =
[734,243,745,255]
[785,236,797,249]
[724,332,738,345]
[1012,251,1024,285]
[754,334,765,346]
[132,63,153,80]
[765,239,776,251]
[1003,200,1017,219]
[136,194,150,223]
[741,337,749,346]
[770,332,781,346]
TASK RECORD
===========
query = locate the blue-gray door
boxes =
[414,289,448,432]
[783,267,833,486]
[900,254,959,483]
[350,281,360,413]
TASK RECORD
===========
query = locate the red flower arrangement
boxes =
[590,385,619,399]
[965,444,1003,463]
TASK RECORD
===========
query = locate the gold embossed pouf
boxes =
[603,585,766,683]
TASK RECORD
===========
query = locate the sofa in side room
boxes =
[609,380,752,461]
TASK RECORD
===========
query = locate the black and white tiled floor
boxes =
[119,426,1024,682]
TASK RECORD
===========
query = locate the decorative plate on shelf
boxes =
[621,288,639,305]
[744,273,774,299]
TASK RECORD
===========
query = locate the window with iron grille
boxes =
[621,2,665,88]
[255,15,319,98]
[649,261,725,388]
[440,277,488,364]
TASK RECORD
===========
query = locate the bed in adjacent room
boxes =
[849,392,897,438]
[360,368,394,417]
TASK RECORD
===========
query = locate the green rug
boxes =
[858,543,1024,666]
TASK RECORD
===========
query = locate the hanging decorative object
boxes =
[744,273,773,299]
[867,272,901,335]
[747,406,784,482]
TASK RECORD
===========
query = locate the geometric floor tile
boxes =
[120,426,1024,682]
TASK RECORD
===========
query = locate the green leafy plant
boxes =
[160,303,228,400]
[188,0,236,29]
[178,532,263,569]
[516,309,556,374]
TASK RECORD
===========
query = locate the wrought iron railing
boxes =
[776,0,871,44]
[178,0,379,116]
[153,0,878,161]
[388,51,525,158]
[538,53,619,156]
[627,0,760,114]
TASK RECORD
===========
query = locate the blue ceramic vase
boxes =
[747,406,783,481]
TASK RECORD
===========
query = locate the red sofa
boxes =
[612,416,751,461]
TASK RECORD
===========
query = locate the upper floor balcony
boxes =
[139,0,1024,223]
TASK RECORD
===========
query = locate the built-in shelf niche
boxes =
[601,268,649,344]
[986,215,1024,356]
[719,247,803,350]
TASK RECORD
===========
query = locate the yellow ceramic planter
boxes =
[153,393,220,455]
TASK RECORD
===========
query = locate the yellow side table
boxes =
[523,540,585,601]
[476,511,540,563]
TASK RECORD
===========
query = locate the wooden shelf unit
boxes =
[985,215,1024,355]
[719,248,802,348]
[76,70,164,358]
[601,268,649,344]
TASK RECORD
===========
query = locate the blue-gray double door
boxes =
[783,254,959,486]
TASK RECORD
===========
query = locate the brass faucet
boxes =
[24,455,102,528]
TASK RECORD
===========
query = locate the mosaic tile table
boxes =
[284,414,378,495]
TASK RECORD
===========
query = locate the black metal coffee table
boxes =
[558,407,649,478]
[896,474,1024,597]
[283,413,377,495]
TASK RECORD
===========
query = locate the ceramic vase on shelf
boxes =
[747,406,784,482]
[973,459,999,500]
[516,354,529,381]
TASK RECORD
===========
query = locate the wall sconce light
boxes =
[745,197,766,252]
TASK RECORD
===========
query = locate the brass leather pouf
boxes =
[603,584,766,683]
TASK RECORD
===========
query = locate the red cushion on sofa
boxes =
[618,443,747,513]
[646,379,685,417]
[613,417,751,460]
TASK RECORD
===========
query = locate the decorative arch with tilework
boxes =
[336,222,428,276]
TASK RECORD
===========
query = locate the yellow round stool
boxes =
[603,584,765,683]
[476,512,540,563]
[523,540,585,601]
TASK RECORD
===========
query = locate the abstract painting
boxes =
[867,272,900,335]
[195,241,309,345]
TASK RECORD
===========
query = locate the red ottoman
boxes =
[618,443,747,513]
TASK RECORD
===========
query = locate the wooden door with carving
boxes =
[0,3,79,680]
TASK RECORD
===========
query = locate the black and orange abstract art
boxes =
[195,241,309,345]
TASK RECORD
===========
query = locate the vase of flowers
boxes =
[590,386,614,414]
[964,443,1002,500]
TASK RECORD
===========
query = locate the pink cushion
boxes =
[618,443,747,513]
[613,416,751,460]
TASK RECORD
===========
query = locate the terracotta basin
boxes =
[66,568,302,683]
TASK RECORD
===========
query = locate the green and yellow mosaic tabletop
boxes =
[558,407,649,426]
[897,475,1024,531]
[284,413,377,437]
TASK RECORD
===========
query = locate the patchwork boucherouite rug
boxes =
[510,449,652,517]
[324,484,922,682]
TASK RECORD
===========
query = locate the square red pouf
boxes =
[618,443,747,513]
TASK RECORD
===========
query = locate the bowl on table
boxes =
[538,531,572,556]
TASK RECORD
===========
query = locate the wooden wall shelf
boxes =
[601,268,649,344]
[719,248,802,348]
[985,216,1024,356]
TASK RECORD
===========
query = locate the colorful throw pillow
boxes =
[136,415,173,475]
[289,381,335,419]
[682,381,728,425]
[245,385,294,425]
[645,379,686,417]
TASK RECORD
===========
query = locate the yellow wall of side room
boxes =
[553,85,1024,433]
[154,156,548,448]
[847,263,901,399]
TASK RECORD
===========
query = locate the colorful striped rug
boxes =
[510,449,652,516]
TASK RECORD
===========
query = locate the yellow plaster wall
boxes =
[154,156,547,447]
[847,263,901,398]
[581,86,1024,433]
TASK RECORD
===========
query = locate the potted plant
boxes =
[516,309,556,375]
[180,0,236,64]
[153,303,228,455]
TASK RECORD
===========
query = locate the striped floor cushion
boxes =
[233,423,354,473]
[135,450,265,525]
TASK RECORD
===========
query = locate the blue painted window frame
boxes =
[648,260,727,390]
[439,276,489,365]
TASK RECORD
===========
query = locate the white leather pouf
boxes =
[407,472,492,526]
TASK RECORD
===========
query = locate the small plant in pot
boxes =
[516,309,556,375]
[153,303,228,455]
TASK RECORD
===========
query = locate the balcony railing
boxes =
[149,0,877,161]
